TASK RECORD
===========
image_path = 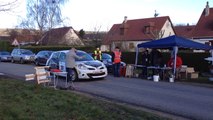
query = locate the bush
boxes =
[0,41,10,51]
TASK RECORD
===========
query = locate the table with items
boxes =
[50,71,68,89]
[134,65,172,80]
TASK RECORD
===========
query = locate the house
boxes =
[0,28,38,46]
[82,31,107,47]
[0,29,10,41]
[175,2,213,45]
[102,16,175,51]
[39,27,84,46]
[191,1,213,45]
[174,25,195,38]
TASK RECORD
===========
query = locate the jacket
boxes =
[113,51,121,63]
[65,50,81,68]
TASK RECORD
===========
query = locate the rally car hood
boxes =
[76,60,103,67]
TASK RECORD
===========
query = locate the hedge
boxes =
[0,41,10,51]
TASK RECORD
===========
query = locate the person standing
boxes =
[167,54,183,68]
[149,49,163,77]
[94,47,102,61]
[112,46,122,77]
[141,50,150,77]
[65,48,83,89]
[141,50,150,66]
[150,49,162,67]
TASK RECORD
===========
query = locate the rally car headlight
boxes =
[78,64,88,70]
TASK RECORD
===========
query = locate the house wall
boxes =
[192,38,213,52]
[63,29,84,46]
[108,41,147,52]
[161,20,175,38]
[192,38,213,44]
[100,45,110,52]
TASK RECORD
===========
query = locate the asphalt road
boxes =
[1,62,213,120]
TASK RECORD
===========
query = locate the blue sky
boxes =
[0,0,212,31]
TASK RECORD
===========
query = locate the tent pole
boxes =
[135,47,139,65]
[173,46,178,79]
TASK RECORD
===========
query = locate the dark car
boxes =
[0,51,12,62]
[34,50,53,66]
[11,48,35,64]
[89,53,126,73]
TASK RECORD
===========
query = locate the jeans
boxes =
[66,67,74,82]
[113,63,120,77]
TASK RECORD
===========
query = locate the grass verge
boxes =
[0,76,169,120]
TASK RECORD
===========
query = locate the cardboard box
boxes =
[186,67,199,79]
[188,72,199,79]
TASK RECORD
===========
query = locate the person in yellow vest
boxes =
[112,46,122,77]
[94,47,102,61]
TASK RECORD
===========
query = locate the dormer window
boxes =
[144,22,155,34]
[144,26,151,34]
[120,27,124,35]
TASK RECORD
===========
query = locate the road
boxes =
[1,62,213,120]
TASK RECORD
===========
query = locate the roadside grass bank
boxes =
[0,76,170,120]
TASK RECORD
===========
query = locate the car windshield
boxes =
[0,52,10,55]
[76,52,94,61]
[21,50,33,55]
[102,53,111,59]
[44,51,53,57]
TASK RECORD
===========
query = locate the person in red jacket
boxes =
[112,46,122,77]
[167,54,183,68]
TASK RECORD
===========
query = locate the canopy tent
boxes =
[135,35,213,78]
[137,35,213,49]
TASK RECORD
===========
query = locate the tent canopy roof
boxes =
[137,35,213,50]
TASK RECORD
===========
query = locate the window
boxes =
[59,52,66,62]
[129,43,135,49]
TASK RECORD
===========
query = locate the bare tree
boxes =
[144,26,165,40]
[150,29,165,40]
[93,25,102,47]
[79,29,85,39]
[19,0,69,44]
[0,0,19,12]
[8,29,18,40]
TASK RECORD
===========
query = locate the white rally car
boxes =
[46,50,108,81]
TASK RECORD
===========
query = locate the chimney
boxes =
[120,16,128,35]
[123,16,128,23]
[205,1,210,16]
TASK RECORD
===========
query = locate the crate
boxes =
[187,67,199,79]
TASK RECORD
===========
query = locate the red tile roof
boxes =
[191,8,213,39]
[174,25,195,38]
[103,16,172,45]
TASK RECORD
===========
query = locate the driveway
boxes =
[0,62,213,120]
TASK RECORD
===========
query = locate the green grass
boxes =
[0,76,169,120]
